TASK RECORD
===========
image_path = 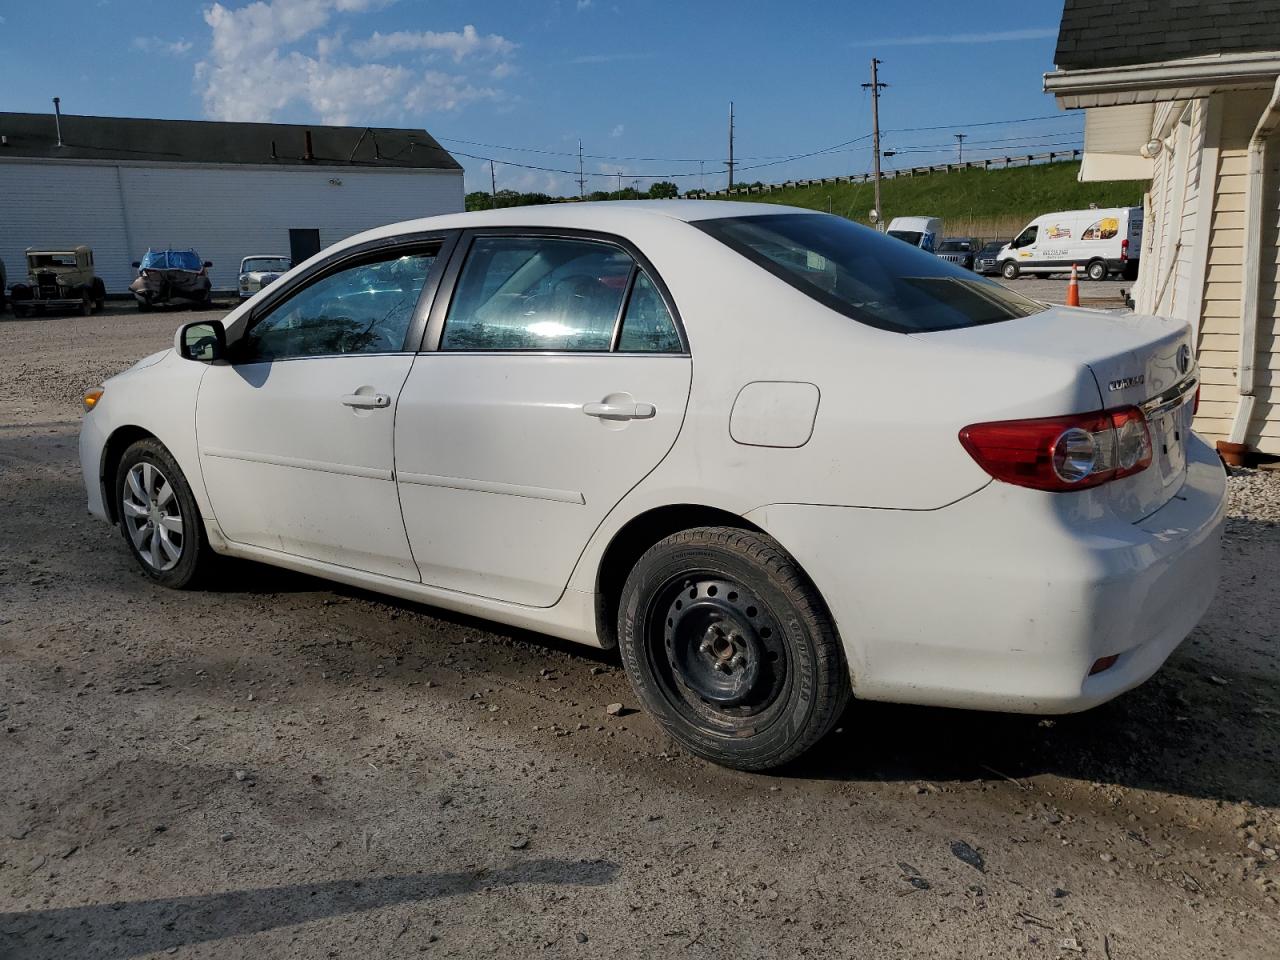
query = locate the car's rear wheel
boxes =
[617,527,850,771]
[115,438,212,589]
[1001,260,1019,279]
[1086,259,1108,281]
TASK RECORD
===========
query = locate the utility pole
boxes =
[576,140,586,198]
[616,170,623,193]
[955,133,967,163]
[490,160,497,208]
[727,101,735,191]
[861,59,886,229]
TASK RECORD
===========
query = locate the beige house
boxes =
[1046,0,1280,457]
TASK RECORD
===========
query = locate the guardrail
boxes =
[683,149,1082,199]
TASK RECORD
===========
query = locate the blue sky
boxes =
[1,0,1078,195]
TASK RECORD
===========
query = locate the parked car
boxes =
[9,246,107,317]
[998,207,1143,281]
[936,237,977,270]
[886,216,943,253]
[238,255,293,299]
[976,239,1010,276]
[79,202,1224,771]
[130,249,213,310]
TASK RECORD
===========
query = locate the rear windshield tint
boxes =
[695,213,1045,333]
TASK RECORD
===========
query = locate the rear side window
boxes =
[696,213,1045,333]
[442,236,682,352]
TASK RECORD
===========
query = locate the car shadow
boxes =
[0,858,619,960]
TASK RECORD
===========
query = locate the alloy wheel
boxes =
[121,461,184,572]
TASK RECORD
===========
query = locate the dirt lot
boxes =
[2,303,1278,959]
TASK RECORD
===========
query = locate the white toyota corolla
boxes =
[79,201,1226,770]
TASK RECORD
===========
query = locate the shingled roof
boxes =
[1056,0,1280,71]
[0,113,461,170]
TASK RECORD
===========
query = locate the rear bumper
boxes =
[746,434,1226,714]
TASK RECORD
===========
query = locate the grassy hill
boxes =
[711,161,1144,239]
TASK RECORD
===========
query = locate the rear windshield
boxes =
[887,230,922,247]
[696,213,1046,333]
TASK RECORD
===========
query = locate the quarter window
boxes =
[618,271,682,353]
[237,250,436,362]
[442,237,635,352]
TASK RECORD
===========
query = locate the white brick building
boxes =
[0,112,464,294]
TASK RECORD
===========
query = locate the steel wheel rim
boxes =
[122,462,184,572]
[646,572,791,737]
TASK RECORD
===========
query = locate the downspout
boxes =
[1229,75,1280,444]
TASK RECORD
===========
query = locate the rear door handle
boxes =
[582,401,656,420]
[342,393,391,409]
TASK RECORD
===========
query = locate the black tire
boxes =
[114,438,213,589]
[1086,260,1107,282]
[79,291,92,316]
[617,526,850,771]
[92,278,107,311]
[12,304,29,318]
[136,298,150,312]
[1001,260,1019,280]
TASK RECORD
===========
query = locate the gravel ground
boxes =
[1,304,1278,959]
[995,276,1133,308]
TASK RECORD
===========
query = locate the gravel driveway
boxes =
[2,304,1278,959]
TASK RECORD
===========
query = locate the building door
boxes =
[289,228,322,266]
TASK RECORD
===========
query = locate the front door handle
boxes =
[342,393,391,409]
[582,401,656,420]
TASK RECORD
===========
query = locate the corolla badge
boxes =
[1177,344,1192,375]
[1108,374,1145,392]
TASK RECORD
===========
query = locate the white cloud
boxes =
[490,61,516,79]
[850,27,1057,48]
[352,24,516,61]
[610,124,624,138]
[576,0,593,9]
[195,0,511,125]
[132,36,194,56]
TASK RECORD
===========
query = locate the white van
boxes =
[998,206,1142,281]
[886,216,943,254]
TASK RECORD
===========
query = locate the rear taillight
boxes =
[959,406,1153,492]
[1121,238,1129,262]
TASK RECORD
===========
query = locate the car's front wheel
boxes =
[1001,260,1020,279]
[115,438,213,588]
[617,527,850,771]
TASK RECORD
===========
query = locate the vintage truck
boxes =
[9,246,107,317]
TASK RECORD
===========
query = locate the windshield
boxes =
[695,213,1046,333]
[887,230,923,247]
[938,240,971,252]
[29,253,78,269]
[242,257,291,274]
[141,250,202,271]
[981,242,1007,254]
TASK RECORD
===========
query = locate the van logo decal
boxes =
[1108,374,1145,392]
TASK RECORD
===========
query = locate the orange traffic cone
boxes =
[1066,264,1081,307]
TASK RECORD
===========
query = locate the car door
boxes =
[195,237,451,580]
[394,231,692,607]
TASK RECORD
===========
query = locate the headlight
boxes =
[83,387,104,412]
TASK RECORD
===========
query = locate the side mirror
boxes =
[131,261,141,268]
[203,261,213,269]
[176,319,226,363]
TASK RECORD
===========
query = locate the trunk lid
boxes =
[915,306,1197,521]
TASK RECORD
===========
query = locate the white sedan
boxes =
[79,201,1226,770]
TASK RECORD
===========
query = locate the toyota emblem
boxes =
[1177,344,1192,375]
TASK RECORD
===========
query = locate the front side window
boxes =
[442,237,634,351]
[237,250,435,362]
[1013,226,1038,248]
[695,213,1045,334]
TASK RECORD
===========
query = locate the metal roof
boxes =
[1055,0,1280,71]
[0,112,461,170]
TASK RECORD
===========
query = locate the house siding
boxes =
[1192,88,1279,452]
[0,160,465,292]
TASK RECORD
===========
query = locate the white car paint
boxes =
[79,200,1225,717]
[886,215,943,252]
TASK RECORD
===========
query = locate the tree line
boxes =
[465,181,681,212]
